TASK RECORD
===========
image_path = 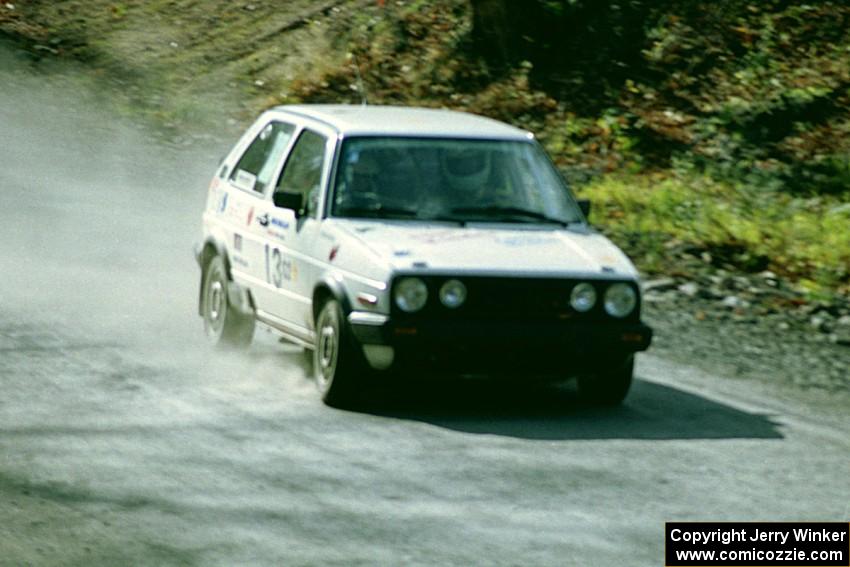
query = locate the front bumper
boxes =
[348,312,652,374]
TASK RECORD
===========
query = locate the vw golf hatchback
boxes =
[196,105,652,406]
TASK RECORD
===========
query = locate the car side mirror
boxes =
[577,199,591,219]
[273,191,304,216]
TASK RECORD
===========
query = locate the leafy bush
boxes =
[582,173,850,294]
[284,0,850,295]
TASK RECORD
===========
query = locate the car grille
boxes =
[391,275,640,323]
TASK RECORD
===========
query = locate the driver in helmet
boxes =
[440,147,492,204]
[438,145,517,212]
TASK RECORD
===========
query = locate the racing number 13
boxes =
[264,244,290,288]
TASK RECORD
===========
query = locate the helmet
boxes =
[440,147,491,194]
[349,151,380,186]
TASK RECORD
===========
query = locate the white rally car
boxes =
[196,105,652,406]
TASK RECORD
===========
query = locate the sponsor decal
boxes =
[329,245,340,262]
[217,192,228,214]
[259,215,289,240]
[246,207,254,227]
[497,235,557,247]
[270,217,289,230]
[233,169,257,192]
[412,229,487,245]
[222,197,247,222]
[231,255,249,268]
[234,233,243,252]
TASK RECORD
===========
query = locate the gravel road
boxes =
[1,44,848,567]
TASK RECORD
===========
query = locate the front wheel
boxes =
[314,300,361,407]
[577,355,634,406]
[201,255,254,348]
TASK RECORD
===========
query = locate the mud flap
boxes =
[227,282,255,316]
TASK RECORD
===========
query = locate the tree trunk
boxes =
[469,0,513,63]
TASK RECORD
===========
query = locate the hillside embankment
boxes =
[1,1,848,393]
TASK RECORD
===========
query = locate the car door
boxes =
[261,127,334,335]
[219,120,296,307]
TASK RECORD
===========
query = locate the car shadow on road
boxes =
[358,376,784,441]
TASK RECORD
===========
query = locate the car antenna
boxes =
[350,52,369,106]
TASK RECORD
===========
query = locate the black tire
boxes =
[201,255,255,348]
[577,355,634,406]
[314,299,361,407]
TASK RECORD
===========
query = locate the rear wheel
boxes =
[201,255,254,348]
[314,299,361,407]
[577,355,634,405]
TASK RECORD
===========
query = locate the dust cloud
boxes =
[0,42,317,384]
[1,44,220,347]
[0,42,324,565]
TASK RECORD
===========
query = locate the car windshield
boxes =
[331,137,583,225]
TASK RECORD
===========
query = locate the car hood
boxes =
[332,220,638,279]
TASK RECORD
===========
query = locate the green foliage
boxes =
[582,173,850,293]
[627,1,850,194]
[277,0,850,294]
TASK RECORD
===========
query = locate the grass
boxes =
[581,173,850,296]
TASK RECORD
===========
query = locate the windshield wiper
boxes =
[449,206,575,226]
[340,206,419,219]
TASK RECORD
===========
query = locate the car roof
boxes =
[272,104,532,140]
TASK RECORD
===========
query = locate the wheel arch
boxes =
[198,238,233,316]
[312,276,353,324]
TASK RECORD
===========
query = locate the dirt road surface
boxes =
[1,44,848,566]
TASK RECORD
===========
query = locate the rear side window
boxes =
[275,130,327,216]
[230,121,295,193]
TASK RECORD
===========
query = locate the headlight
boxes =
[604,283,637,318]
[570,282,597,313]
[394,277,428,312]
[439,279,467,308]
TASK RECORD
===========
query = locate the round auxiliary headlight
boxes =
[394,277,428,313]
[570,282,597,313]
[439,279,467,309]
[604,283,637,318]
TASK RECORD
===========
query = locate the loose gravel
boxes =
[641,268,850,400]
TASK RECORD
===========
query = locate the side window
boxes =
[275,130,327,217]
[230,121,295,193]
